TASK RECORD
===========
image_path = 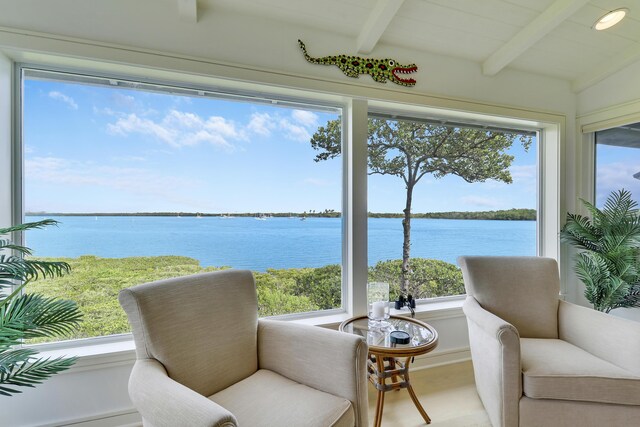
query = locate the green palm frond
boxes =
[0,220,62,260]
[0,219,80,397]
[581,198,608,229]
[560,213,600,251]
[1,293,82,341]
[575,252,630,313]
[603,189,638,223]
[0,219,60,236]
[562,189,640,312]
[0,255,71,288]
[0,349,77,396]
[0,241,32,255]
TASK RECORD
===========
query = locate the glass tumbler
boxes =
[367,281,390,326]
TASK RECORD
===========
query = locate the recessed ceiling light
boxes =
[593,8,629,30]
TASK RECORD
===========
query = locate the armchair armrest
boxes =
[129,358,238,427]
[463,296,520,427]
[559,300,640,374]
[257,319,368,427]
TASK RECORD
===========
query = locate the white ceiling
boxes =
[209,0,640,91]
[1,0,639,92]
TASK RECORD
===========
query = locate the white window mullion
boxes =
[344,99,368,317]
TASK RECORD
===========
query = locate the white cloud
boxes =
[459,196,501,209]
[93,106,117,116]
[164,110,203,129]
[105,107,321,148]
[510,164,536,180]
[204,116,245,139]
[49,91,78,110]
[596,162,640,204]
[106,110,244,149]
[247,112,276,136]
[112,93,137,109]
[291,110,318,127]
[108,114,177,146]
[279,118,311,142]
[248,111,317,142]
[25,156,202,206]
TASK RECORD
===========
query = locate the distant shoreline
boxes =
[26,208,536,221]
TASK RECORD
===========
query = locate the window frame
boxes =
[364,109,542,301]
[14,64,350,334]
[11,61,564,351]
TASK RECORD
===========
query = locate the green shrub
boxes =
[30,255,462,342]
[291,264,342,310]
[29,255,218,341]
[257,287,318,317]
[368,258,464,300]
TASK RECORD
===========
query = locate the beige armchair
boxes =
[119,269,368,427]
[458,256,640,427]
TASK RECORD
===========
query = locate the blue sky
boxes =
[24,78,538,214]
[595,144,640,207]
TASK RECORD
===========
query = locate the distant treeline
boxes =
[26,208,535,221]
[369,208,536,221]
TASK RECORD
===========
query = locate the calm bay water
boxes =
[25,216,535,272]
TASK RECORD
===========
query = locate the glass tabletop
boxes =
[340,315,438,356]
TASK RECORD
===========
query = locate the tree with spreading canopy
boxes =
[310,117,532,297]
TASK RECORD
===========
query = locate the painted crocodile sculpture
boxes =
[298,40,417,87]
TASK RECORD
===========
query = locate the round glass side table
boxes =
[339,315,439,427]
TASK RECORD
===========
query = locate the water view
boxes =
[26,215,535,271]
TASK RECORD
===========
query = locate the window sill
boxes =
[33,296,465,372]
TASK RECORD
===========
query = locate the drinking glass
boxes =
[367,282,390,327]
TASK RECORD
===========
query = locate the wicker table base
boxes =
[339,315,439,427]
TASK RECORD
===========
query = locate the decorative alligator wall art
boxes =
[298,40,417,87]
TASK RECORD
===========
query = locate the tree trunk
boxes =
[400,182,414,296]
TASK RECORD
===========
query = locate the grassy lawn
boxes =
[29,255,463,342]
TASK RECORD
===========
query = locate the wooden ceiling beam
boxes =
[356,0,405,54]
[482,0,590,76]
[177,0,198,23]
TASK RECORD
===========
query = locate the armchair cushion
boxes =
[209,369,354,427]
[119,270,258,397]
[559,300,640,375]
[458,256,560,338]
[521,338,640,405]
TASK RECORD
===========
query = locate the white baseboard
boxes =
[40,409,141,427]
[412,346,471,370]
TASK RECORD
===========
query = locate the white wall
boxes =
[6,361,137,427]
[0,6,579,426]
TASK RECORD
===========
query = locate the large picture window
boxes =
[16,66,550,346]
[21,69,343,342]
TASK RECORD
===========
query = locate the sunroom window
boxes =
[364,113,538,301]
[20,68,343,342]
[595,122,640,206]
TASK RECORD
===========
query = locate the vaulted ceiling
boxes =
[1,0,639,93]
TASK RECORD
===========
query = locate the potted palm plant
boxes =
[560,189,640,313]
[0,219,82,396]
